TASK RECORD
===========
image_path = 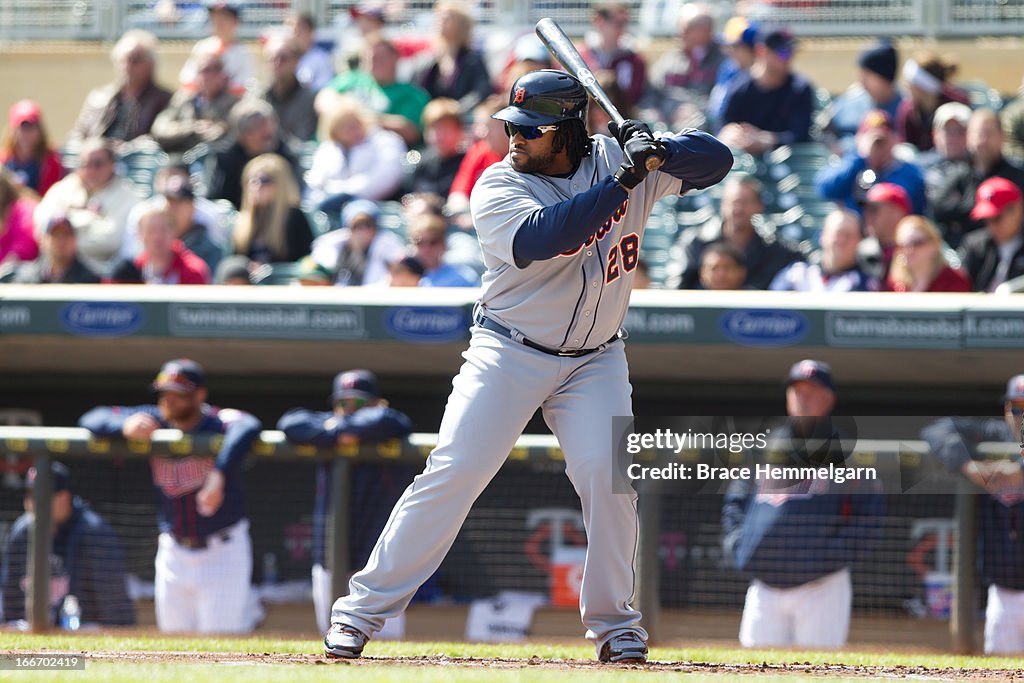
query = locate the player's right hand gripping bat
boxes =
[535,17,665,173]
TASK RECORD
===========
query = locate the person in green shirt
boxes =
[323,36,430,147]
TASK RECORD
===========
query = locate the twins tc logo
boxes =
[513,87,526,104]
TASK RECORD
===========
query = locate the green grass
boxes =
[2,633,1020,682]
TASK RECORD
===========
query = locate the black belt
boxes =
[174,529,232,550]
[474,311,618,358]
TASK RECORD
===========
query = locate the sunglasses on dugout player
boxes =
[505,122,559,140]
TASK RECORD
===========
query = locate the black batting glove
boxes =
[608,119,654,147]
[614,136,666,190]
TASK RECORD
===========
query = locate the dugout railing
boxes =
[5,425,1020,652]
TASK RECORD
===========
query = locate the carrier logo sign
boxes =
[719,310,808,347]
[60,302,144,336]
[385,307,468,343]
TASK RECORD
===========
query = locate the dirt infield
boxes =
[59,650,1023,680]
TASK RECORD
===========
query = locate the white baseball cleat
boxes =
[324,623,370,658]
[598,630,649,663]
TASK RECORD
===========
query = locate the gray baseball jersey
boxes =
[470,134,683,350]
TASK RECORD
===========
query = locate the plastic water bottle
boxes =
[59,595,81,631]
[262,552,278,586]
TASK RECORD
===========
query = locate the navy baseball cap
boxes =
[786,359,834,392]
[26,461,72,492]
[153,359,207,393]
[761,28,796,61]
[1005,374,1024,402]
[332,369,379,403]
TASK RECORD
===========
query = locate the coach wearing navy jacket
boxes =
[79,358,262,634]
[277,369,414,633]
[722,360,884,649]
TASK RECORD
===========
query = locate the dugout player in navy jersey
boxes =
[79,359,262,633]
[277,369,415,634]
[1,461,135,627]
[921,374,1024,654]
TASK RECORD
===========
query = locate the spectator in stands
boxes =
[123,165,228,261]
[896,52,970,152]
[179,1,255,95]
[722,360,883,649]
[134,200,211,285]
[102,258,144,284]
[409,98,466,198]
[79,359,262,634]
[649,3,724,118]
[277,369,415,634]
[922,102,972,245]
[579,1,647,104]
[158,175,223,273]
[306,95,407,215]
[33,138,139,276]
[342,3,388,73]
[885,215,971,292]
[286,13,334,92]
[770,208,872,292]
[12,214,100,284]
[389,256,425,287]
[207,99,299,210]
[698,242,747,290]
[818,41,903,154]
[930,108,1024,248]
[0,168,39,267]
[1,461,135,627]
[151,50,240,155]
[587,72,634,137]
[1002,75,1024,165]
[667,174,802,290]
[718,28,814,154]
[414,1,493,116]
[446,95,507,223]
[857,182,911,284]
[214,255,253,285]
[408,213,477,287]
[261,35,318,149]
[498,35,553,94]
[959,176,1024,292]
[921,376,1024,654]
[1,101,64,198]
[232,153,313,264]
[322,35,430,147]
[707,17,758,128]
[816,109,926,216]
[68,30,172,152]
[310,199,405,286]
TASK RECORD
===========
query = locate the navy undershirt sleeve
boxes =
[658,130,734,193]
[512,175,628,264]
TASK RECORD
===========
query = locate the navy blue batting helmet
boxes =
[492,69,588,126]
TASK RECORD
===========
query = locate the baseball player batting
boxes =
[325,69,732,663]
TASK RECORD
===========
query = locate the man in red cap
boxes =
[857,181,912,283]
[816,109,926,215]
[959,176,1024,292]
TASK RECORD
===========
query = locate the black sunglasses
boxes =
[505,122,558,140]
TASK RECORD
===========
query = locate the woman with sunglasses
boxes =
[0,101,63,199]
[233,153,313,264]
[885,215,971,292]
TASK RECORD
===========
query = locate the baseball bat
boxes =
[535,17,663,172]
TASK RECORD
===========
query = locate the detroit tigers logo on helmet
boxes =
[513,87,526,104]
